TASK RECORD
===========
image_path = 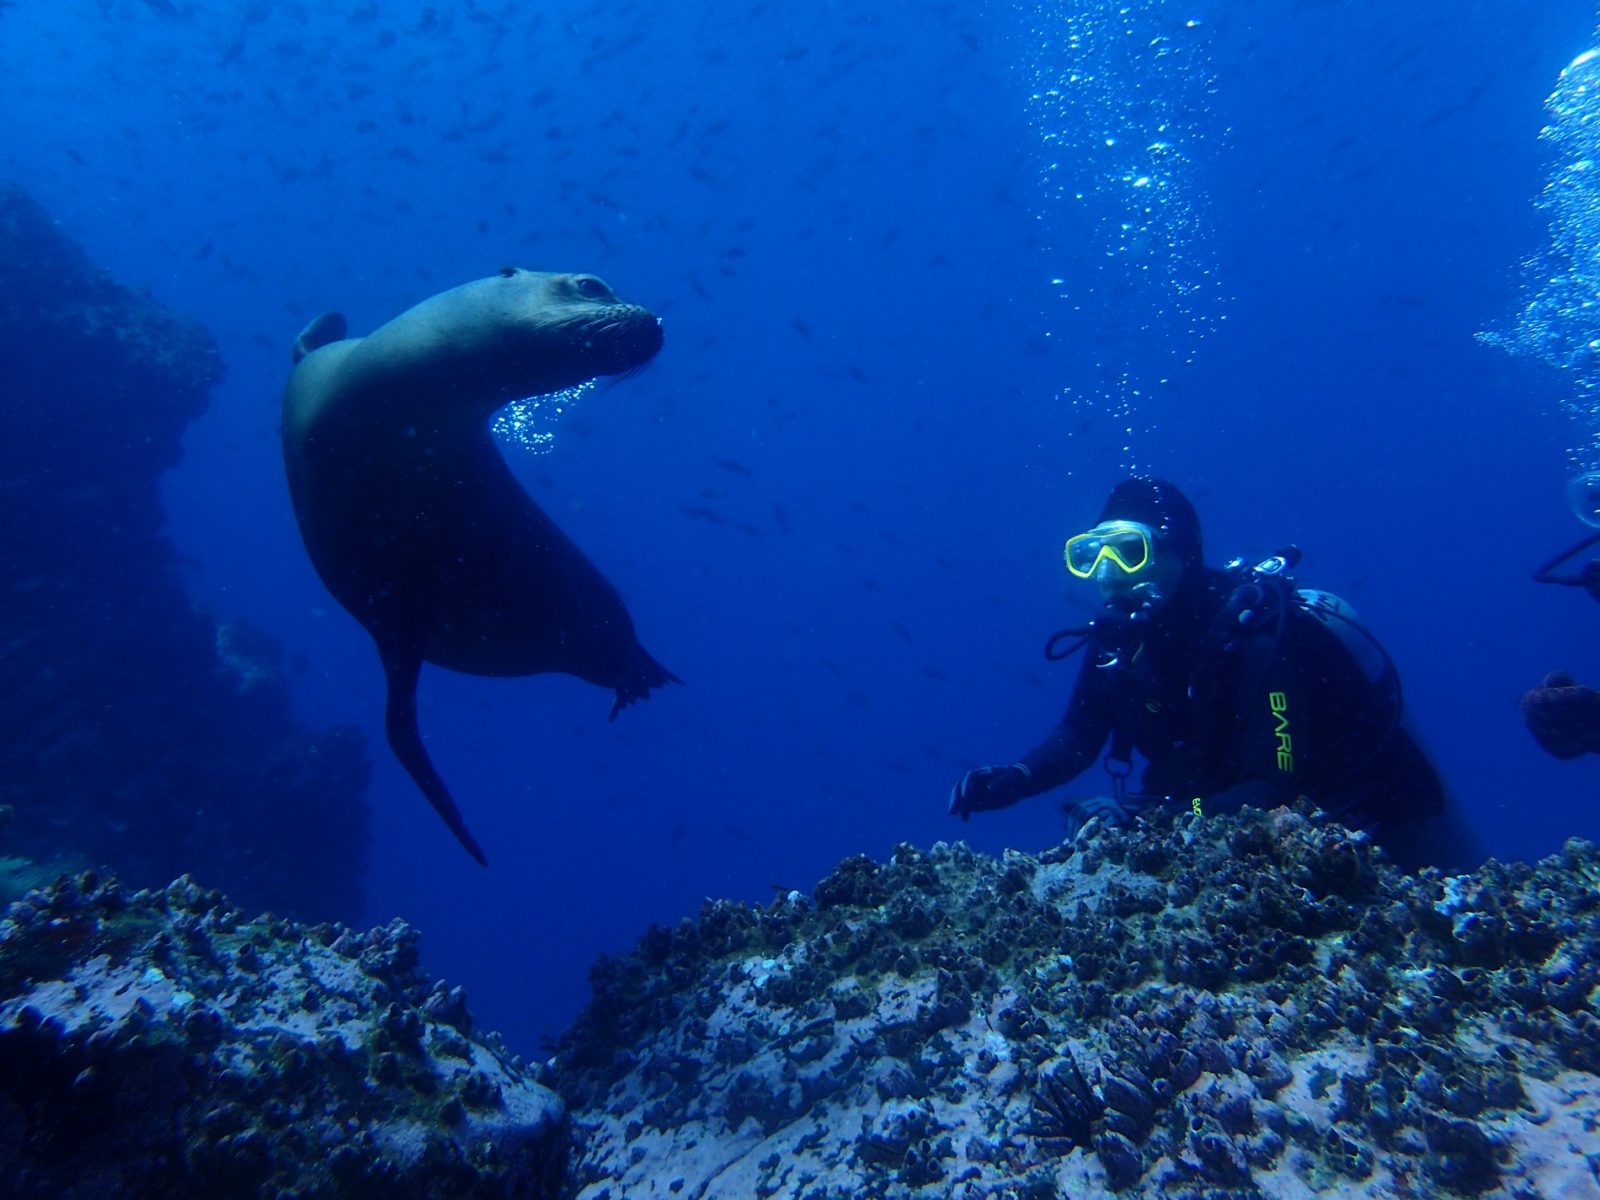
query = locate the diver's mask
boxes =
[1044,519,1162,666]
[1065,519,1174,624]
[1535,472,1600,600]
[1064,521,1154,579]
[1568,471,1600,529]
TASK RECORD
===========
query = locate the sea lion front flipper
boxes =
[292,311,349,364]
[380,644,490,866]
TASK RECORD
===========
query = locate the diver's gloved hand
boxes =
[1522,670,1600,759]
[1061,794,1133,841]
[949,763,1033,820]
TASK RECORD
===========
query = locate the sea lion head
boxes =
[494,267,663,390]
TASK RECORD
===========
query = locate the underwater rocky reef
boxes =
[550,804,1600,1199]
[0,184,370,921]
[2,802,1596,1197]
[0,866,566,1198]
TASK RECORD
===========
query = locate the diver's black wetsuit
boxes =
[1018,568,1452,867]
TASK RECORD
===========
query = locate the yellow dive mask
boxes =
[1064,521,1154,578]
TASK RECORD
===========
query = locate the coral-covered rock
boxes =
[0,869,564,1199]
[551,805,1600,1198]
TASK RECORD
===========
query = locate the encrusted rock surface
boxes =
[0,869,566,1199]
[551,805,1600,1199]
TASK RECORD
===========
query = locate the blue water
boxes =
[4,0,1599,1055]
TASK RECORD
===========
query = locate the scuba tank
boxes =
[1218,547,1401,716]
[1218,550,1406,795]
[1295,589,1392,688]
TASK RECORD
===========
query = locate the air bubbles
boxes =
[492,379,597,454]
[1021,0,1228,469]
[1480,34,1600,471]
[1568,47,1600,73]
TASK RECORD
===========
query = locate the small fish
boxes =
[715,457,752,476]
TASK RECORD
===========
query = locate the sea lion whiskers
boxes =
[603,358,656,386]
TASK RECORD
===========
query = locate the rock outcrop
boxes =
[0,867,566,1199]
[551,805,1600,1199]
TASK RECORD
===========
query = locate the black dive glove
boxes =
[1522,671,1600,759]
[949,763,1033,819]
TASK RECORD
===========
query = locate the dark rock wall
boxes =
[0,183,370,921]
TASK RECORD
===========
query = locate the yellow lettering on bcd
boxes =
[1269,690,1293,773]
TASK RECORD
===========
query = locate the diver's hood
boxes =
[1097,476,1204,578]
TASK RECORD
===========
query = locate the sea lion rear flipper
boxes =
[607,653,683,721]
[292,311,349,364]
[380,644,490,866]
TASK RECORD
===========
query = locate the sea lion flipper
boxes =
[607,654,684,722]
[380,644,490,867]
[292,311,349,364]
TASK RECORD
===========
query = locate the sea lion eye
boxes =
[498,266,518,277]
[574,276,609,299]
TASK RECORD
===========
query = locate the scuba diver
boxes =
[1522,470,1600,759]
[949,476,1483,873]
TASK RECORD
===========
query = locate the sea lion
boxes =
[282,268,676,865]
